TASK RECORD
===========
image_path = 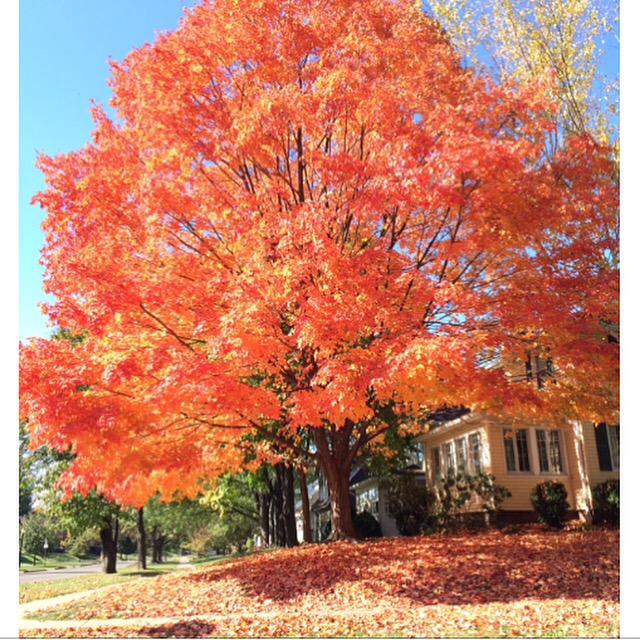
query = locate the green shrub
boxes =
[531,481,569,529]
[386,476,439,535]
[21,512,65,556]
[386,472,510,535]
[435,471,511,532]
[353,510,382,539]
[65,527,101,557]
[320,519,332,542]
[592,479,619,527]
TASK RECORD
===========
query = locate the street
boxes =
[20,560,136,584]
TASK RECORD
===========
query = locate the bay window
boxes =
[455,437,468,473]
[469,432,483,473]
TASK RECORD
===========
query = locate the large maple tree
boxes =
[20,0,618,538]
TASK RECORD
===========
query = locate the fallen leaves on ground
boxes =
[23,528,619,638]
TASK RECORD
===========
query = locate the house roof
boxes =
[425,406,471,426]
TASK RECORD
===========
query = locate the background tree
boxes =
[47,492,123,573]
[21,0,618,540]
[427,0,618,143]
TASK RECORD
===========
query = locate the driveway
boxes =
[20,560,136,584]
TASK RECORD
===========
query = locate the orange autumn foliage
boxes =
[20,0,618,516]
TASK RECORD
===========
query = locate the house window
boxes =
[594,423,620,471]
[443,441,455,474]
[469,432,483,474]
[504,428,531,472]
[536,429,563,473]
[357,486,379,514]
[431,447,441,479]
[455,437,468,474]
[416,443,425,468]
[407,443,425,469]
[608,425,620,469]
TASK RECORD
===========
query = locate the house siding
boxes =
[419,414,591,516]
[352,478,400,537]
[485,419,580,512]
[421,419,493,512]
[582,421,620,487]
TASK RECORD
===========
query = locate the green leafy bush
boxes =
[65,527,101,557]
[353,510,382,539]
[531,481,569,529]
[435,471,511,531]
[386,476,439,535]
[21,512,65,556]
[592,479,619,527]
[386,472,510,535]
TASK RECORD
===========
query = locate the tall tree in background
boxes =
[428,0,618,142]
[21,0,618,539]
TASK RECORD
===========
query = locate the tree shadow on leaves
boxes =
[182,529,619,607]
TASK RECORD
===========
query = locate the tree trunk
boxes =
[324,466,356,539]
[269,493,276,546]
[298,467,312,544]
[283,465,299,547]
[151,526,165,564]
[273,463,286,546]
[99,526,117,574]
[314,427,357,540]
[259,493,270,546]
[114,516,119,555]
[137,507,147,570]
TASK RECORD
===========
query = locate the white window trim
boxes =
[505,427,568,476]
[430,430,486,481]
[533,428,565,475]
[504,428,534,474]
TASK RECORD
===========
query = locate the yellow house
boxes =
[413,410,619,522]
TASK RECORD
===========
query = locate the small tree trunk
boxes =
[151,526,165,564]
[283,465,299,547]
[99,526,117,574]
[259,493,270,547]
[114,516,119,555]
[137,507,147,570]
[269,493,276,546]
[298,467,312,544]
[273,464,286,546]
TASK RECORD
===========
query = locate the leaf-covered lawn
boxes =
[23,528,619,638]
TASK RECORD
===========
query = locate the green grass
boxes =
[19,552,101,573]
[20,560,180,604]
[21,554,249,612]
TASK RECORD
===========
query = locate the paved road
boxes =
[20,560,136,584]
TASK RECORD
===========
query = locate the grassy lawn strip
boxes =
[20,553,100,573]
[21,563,178,604]
[21,556,234,605]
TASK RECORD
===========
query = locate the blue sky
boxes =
[19,0,196,340]
[19,0,619,341]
